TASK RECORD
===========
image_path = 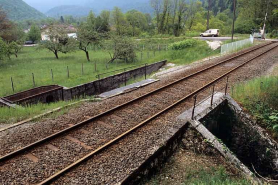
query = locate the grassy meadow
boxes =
[0,38,217,97]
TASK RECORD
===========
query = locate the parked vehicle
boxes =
[24,41,35,45]
[200,29,220,37]
[252,29,263,38]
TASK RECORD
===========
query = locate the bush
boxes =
[232,77,278,137]
[235,16,256,34]
[270,30,278,38]
[0,38,7,60]
[169,39,198,50]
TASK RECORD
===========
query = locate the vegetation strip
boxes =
[0,99,91,132]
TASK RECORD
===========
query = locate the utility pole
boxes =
[231,0,236,42]
[207,0,210,30]
[262,0,270,40]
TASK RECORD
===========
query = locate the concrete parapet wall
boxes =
[63,60,167,100]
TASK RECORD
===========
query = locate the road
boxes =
[194,37,237,41]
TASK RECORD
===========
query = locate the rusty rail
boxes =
[0,42,275,164]
[39,43,278,184]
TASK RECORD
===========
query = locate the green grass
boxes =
[0,38,222,124]
[183,167,249,185]
[232,77,278,137]
[0,39,217,97]
[0,97,97,124]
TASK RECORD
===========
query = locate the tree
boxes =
[95,10,111,33]
[185,1,203,31]
[39,25,76,59]
[28,24,41,43]
[150,0,163,33]
[112,7,127,35]
[174,0,187,36]
[159,0,171,33]
[207,0,211,30]
[107,36,136,63]
[60,16,65,24]
[78,25,104,61]
[0,8,12,40]
[0,8,22,42]
[0,38,7,61]
[126,10,148,36]
[7,42,21,59]
[77,11,109,61]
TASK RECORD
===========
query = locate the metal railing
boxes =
[221,35,254,55]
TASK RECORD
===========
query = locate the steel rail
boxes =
[0,42,273,163]
[38,43,278,185]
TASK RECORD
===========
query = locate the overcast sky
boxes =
[23,0,88,13]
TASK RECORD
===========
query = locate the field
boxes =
[0,38,217,97]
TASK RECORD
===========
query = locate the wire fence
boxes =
[221,35,254,55]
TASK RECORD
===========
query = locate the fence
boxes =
[221,35,254,55]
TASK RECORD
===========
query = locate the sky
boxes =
[23,0,88,13]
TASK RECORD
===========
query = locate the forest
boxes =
[3,0,277,39]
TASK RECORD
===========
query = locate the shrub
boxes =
[232,77,278,136]
[270,30,278,38]
[0,38,7,60]
[169,39,198,50]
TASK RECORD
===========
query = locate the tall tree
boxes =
[60,16,65,24]
[0,8,13,41]
[126,10,147,36]
[112,7,126,35]
[39,25,76,59]
[0,38,7,61]
[186,1,203,31]
[150,0,163,33]
[28,24,41,43]
[159,0,170,33]
[96,10,111,33]
[207,0,211,30]
[175,0,187,36]
[77,12,106,61]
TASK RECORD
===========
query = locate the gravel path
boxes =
[52,44,278,185]
[0,42,277,184]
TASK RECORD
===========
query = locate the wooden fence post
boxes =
[51,69,54,82]
[11,77,15,93]
[32,73,35,87]
[67,66,69,78]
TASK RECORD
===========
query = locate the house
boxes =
[41,24,77,41]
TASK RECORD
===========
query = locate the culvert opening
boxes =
[200,100,278,180]
[46,95,54,104]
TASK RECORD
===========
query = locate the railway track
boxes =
[0,42,277,184]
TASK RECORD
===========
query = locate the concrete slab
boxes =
[177,92,226,122]
[98,79,159,99]
[194,37,238,41]
[0,98,19,108]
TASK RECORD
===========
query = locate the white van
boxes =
[200,29,219,37]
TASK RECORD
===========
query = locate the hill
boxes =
[85,0,152,14]
[46,5,93,18]
[0,0,45,20]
